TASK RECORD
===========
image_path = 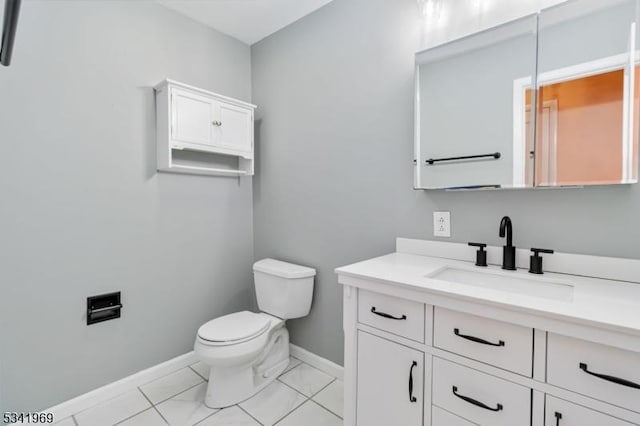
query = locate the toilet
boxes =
[194,258,316,408]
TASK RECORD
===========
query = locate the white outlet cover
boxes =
[433,211,451,238]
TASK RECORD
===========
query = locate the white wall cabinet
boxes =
[171,88,217,149]
[155,79,256,176]
[216,101,253,153]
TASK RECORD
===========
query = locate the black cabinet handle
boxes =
[409,361,417,402]
[555,412,562,426]
[452,386,503,412]
[579,363,640,389]
[371,307,407,321]
[454,328,505,347]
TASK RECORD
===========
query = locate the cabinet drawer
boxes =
[545,395,636,426]
[358,290,425,342]
[547,333,640,413]
[433,307,533,376]
[432,406,477,426]
[432,357,531,426]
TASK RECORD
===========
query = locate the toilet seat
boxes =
[198,311,271,346]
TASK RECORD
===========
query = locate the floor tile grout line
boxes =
[270,399,309,426]
[192,408,221,426]
[275,377,310,398]
[280,361,337,386]
[271,377,338,425]
[310,398,343,420]
[310,377,336,398]
[112,407,156,426]
[277,398,342,425]
[307,399,343,422]
[236,404,266,426]
[271,398,319,426]
[150,406,169,426]
[276,374,336,400]
[70,387,146,419]
[263,381,311,426]
[145,378,205,407]
[108,387,165,426]
[309,378,343,418]
[189,364,209,382]
[93,387,151,426]
[70,368,195,423]
[73,359,339,426]
[137,386,169,425]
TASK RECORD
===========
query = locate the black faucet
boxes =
[499,216,516,270]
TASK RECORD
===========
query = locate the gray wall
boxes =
[251,0,640,366]
[0,1,253,412]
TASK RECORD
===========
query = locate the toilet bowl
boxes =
[194,259,315,408]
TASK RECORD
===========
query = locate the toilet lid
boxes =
[198,311,271,343]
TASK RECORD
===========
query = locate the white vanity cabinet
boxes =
[337,239,640,426]
[356,331,424,426]
[545,396,637,426]
[155,79,256,176]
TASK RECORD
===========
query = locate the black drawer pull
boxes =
[409,361,417,402]
[452,386,503,412]
[579,363,640,389]
[454,328,505,347]
[371,306,407,321]
[555,412,562,426]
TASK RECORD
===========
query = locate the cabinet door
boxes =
[432,406,478,426]
[214,101,253,154]
[356,331,423,426]
[171,88,215,148]
[545,395,636,426]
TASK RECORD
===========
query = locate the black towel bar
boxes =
[426,152,501,165]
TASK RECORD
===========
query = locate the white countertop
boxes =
[336,251,640,336]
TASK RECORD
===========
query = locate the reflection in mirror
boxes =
[415,0,640,190]
[520,0,640,187]
[415,16,538,190]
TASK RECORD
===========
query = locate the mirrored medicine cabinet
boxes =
[414,0,640,190]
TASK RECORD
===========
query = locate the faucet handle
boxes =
[468,242,487,267]
[529,248,554,274]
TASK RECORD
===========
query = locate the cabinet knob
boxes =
[212,121,222,126]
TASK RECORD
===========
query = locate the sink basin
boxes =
[426,266,574,301]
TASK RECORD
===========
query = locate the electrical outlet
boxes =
[433,211,451,237]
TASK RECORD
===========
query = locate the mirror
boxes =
[415,16,538,190]
[533,0,639,187]
[414,0,640,190]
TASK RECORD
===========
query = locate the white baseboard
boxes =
[46,344,342,420]
[289,344,344,380]
[46,351,197,420]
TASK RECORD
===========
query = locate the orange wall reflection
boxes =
[525,67,639,186]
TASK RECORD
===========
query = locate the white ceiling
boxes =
[157,0,336,45]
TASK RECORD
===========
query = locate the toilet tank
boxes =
[253,259,316,319]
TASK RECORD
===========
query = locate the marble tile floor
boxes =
[54,357,343,426]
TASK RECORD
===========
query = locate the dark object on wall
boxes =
[1,0,21,66]
[87,292,123,325]
[425,152,501,165]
